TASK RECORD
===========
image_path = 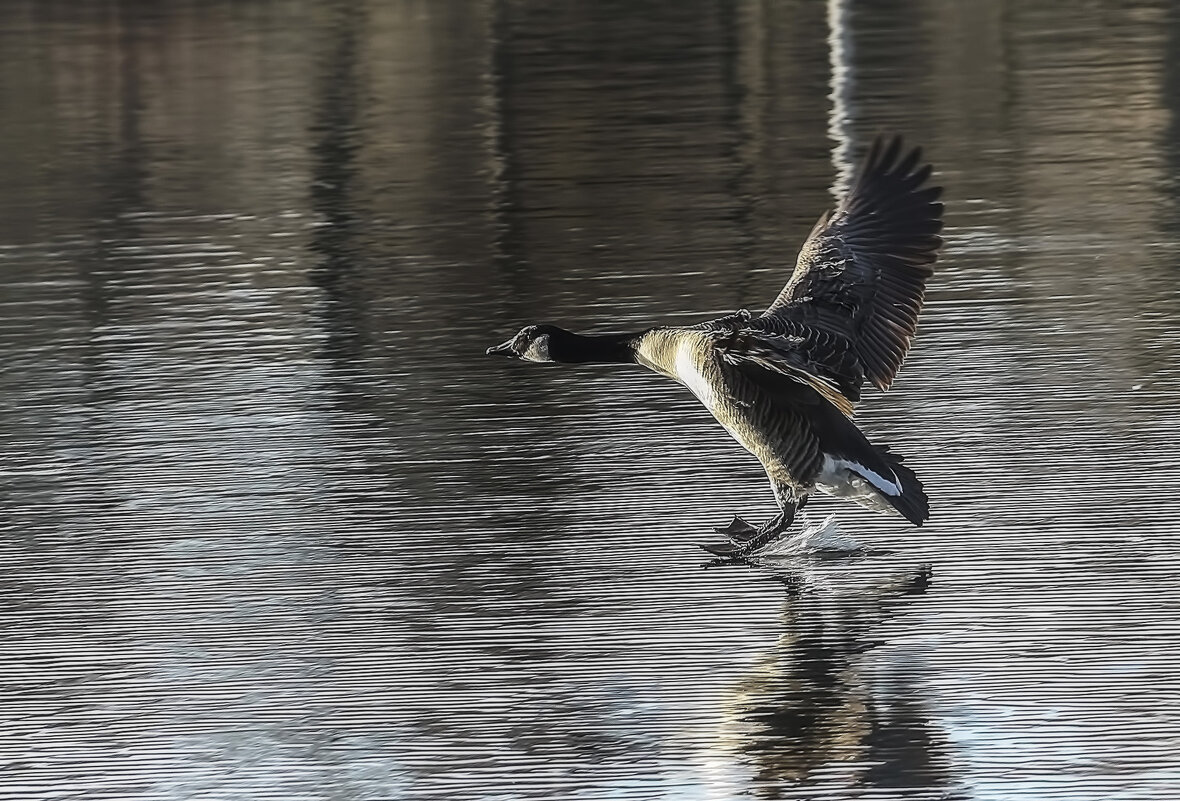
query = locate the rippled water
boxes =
[4,1,1180,799]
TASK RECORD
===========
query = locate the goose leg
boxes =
[700,504,796,558]
[701,489,805,557]
[740,502,799,552]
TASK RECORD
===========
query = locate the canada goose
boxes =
[487,136,943,557]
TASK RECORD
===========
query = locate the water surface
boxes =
[3,1,1180,799]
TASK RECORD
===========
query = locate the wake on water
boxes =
[752,513,875,557]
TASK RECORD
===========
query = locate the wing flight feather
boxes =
[759,135,944,393]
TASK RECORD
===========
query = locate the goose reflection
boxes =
[719,559,964,797]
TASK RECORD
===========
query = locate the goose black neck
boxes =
[552,331,640,364]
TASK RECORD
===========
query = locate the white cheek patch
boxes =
[522,334,552,363]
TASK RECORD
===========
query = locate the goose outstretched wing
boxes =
[758,136,944,396]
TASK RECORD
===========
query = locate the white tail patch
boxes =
[818,454,901,497]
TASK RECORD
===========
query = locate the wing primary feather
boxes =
[760,134,943,396]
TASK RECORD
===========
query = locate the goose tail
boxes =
[876,447,929,526]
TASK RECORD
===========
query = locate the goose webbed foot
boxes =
[713,515,758,541]
[700,511,795,558]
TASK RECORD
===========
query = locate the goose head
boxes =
[485,324,569,363]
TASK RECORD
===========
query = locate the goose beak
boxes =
[486,339,517,358]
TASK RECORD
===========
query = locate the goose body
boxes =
[488,137,943,556]
[632,325,923,521]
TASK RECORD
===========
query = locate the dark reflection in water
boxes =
[3,0,1180,799]
[723,562,961,799]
